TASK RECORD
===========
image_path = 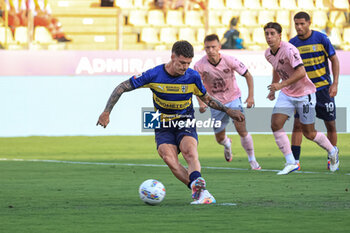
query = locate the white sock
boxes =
[248,155,256,162]
[285,153,296,164]
[219,136,231,148]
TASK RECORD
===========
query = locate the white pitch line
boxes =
[1,158,349,175]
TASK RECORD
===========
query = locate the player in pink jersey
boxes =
[194,34,261,170]
[264,22,339,175]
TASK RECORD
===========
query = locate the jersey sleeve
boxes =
[321,34,336,58]
[230,56,248,76]
[129,68,154,89]
[287,45,303,69]
[193,71,207,97]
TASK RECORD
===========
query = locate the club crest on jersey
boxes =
[223,68,230,73]
[312,45,317,51]
[181,85,188,93]
[278,59,284,64]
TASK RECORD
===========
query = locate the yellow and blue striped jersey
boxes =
[289,30,336,90]
[129,64,206,121]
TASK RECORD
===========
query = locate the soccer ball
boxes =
[139,179,166,205]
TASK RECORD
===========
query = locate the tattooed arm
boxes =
[97,79,135,128]
[199,93,245,122]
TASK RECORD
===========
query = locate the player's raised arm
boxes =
[97,79,135,128]
[199,93,245,122]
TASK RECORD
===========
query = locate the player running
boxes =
[263,22,339,175]
[194,34,261,170]
[97,41,245,204]
[289,11,340,170]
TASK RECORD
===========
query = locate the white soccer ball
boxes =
[139,179,166,205]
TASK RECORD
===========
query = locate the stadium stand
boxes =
[1,0,350,51]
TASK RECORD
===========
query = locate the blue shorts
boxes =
[154,119,198,152]
[295,87,336,122]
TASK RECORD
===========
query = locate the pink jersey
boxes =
[265,41,316,97]
[194,53,247,104]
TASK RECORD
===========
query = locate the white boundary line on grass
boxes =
[1,158,349,175]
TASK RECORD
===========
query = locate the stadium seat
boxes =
[244,0,262,9]
[282,29,289,41]
[34,26,57,44]
[140,27,159,44]
[239,28,252,45]
[0,26,15,45]
[147,10,165,26]
[134,0,146,9]
[261,0,279,9]
[280,0,297,9]
[128,10,147,26]
[226,0,243,9]
[215,27,227,39]
[276,10,291,27]
[159,27,178,44]
[178,28,196,43]
[166,10,184,27]
[252,27,266,45]
[329,11,347,26]
[343,27,350,45]
[208,11,222,27]
[115,0,133,8]
[312,11,328,29]
[297,0,315,9]
[328,28,342,48]
[207,0,225,10]
[239,11,257,27]
[221,10,239,26]
[258,11,275,26]
[315,0,328,9]
[184,11,203,27]
[333,0,350,9]
[14,26,28,44]
[196,28,206,43]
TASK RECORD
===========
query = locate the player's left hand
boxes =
[226,109,245,122]
[268,83,282,92]
[329,83,338,98]
[244,96,255,108]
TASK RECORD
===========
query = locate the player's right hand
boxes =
[96,111,110,128]
[267,91,275,101]
[227,109,245,122]
[199,105,208,113]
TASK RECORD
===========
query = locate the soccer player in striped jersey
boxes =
[264,22,339,175]
[194,34,261,170]
[97,41,245,204]
[289,12,340,170]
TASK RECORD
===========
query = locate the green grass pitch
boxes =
[0,134,349,233]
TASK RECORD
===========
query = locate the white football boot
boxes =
[190,190,216,205]
[328,147,339,172]
[277,163,299,175]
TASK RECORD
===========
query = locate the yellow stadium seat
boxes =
[261,0,279,9]
[0,26,15,44]
[178,28,196,43]
[280,0,297,9]
[252,27,266,45]
[282,29,289,41]
[226,0,243,9]
[184,11,203,27]
[239,11,257,27]
[276,10,291,27]
[215,27,227,39]
[312,11,328,28]
[244,0,261,9]
[329,11,347,26]
[134,0,146,9]
[207,0,225,9]
[115,0,133,8]
[14,26,28,44]
[166,10,184,26]
[343,28,350,44]
[34,26,57,44]
[140,27,159,44]
[196,28,206,43]
[239,28,252,45]
[329,28,342,47]
[258,11,275,26]
[333,0,349,9]
[208,11,222,27]
[297,0,315,9]
[315,0,329,9]
[128,10,147,26]
[148,10,165,26]
[159,27,178,44]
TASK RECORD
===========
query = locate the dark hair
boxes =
[264,22,282,34]
[171,40,194,58]
[204,34,220,43]
[230,17,238,27]
[294,11,310,21]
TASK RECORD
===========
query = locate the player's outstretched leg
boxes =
[240,134,261,170]
[190,177,216,205]
[218,134,233,162]
[191,189,216,205]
